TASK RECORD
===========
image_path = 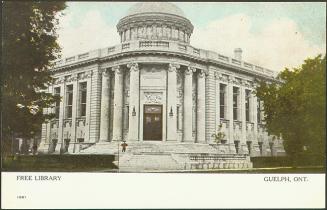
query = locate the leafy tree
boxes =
[1,1,66,155]
[255,55,326,165]
[212,124,226,145]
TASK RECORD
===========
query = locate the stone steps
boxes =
[77,141,252,171]
[117,153,182,171]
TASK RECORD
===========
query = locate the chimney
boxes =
[234,48,242,60]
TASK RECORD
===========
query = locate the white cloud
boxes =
[57,11,325,72]
[191,14,325,72]
[57,10,119,57]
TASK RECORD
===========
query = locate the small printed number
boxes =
[17,195,26,199]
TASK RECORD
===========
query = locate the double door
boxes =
[143,105,162,141]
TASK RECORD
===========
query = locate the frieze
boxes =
[144,92,163,104]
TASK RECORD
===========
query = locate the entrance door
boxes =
[143,105,162,141]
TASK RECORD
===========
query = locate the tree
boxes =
[212,124,226,145]
[1,2,66,155]
[255,55,326,165]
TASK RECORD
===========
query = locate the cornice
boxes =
[52,50,277,82]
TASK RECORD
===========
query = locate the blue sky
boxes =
[57,2,326,71]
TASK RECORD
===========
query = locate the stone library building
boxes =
[39,2,285,170]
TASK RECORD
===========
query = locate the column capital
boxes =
[127,63,139,72]
[198,69,207,78]
[101,68,110,77]
[186,66,196,75]
[112,65,123,74]
[168,63,180,72]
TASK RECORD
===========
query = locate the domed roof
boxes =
[126,2,186,18]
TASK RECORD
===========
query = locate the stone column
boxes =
[183,66,194,142]
[197,69,206,143]
[112,66,123,141]
[57,81,65,153]
[227,77,236,153]
[215,72,220,130]
[127,63,140,141]
[167,63,179,141]
[240,85,248,154]
[99,69,111,142]
[70,75,78,147]
[252,93,260,156]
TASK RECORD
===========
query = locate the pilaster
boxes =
[183,66,195,142]
[227,77,236,153]
[240,85,249,154]
[197,69,206,143]
[99,69,111,142]
[127,63,140,141]
[167,63,179,141]
[56,81,65,153]
[112,65,124,141]
[70,74,78,146]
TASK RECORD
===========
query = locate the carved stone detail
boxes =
[54,77,65,85]
[185,66,196,75]
[198,69,206,78]
[112,65,122,74]
[127,63,139,72]
[144,92,163,104]
[168,63,180,72]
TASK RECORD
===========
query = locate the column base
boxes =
[240,144,249,155]
[250,144,261,157]
[228,143,237,154]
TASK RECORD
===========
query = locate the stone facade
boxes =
[39,2,285,160]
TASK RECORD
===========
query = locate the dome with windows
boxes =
[117,2,193,44]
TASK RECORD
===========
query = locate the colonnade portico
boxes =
[98,62,210,143]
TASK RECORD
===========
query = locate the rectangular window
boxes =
[65,85,73,119]
[219,84,226,119]
[245,89,251,122]
[79,82,87,117]
[257,98,261,123]
[54,87,60,119]
[233,87,239,120]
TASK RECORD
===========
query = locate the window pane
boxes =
[81,91,87,103]
[81,104,86,117]
[220,105,224,119]
[68,93,73,105]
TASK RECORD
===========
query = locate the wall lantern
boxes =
[132,106,136,116]
[169,106,174,117]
